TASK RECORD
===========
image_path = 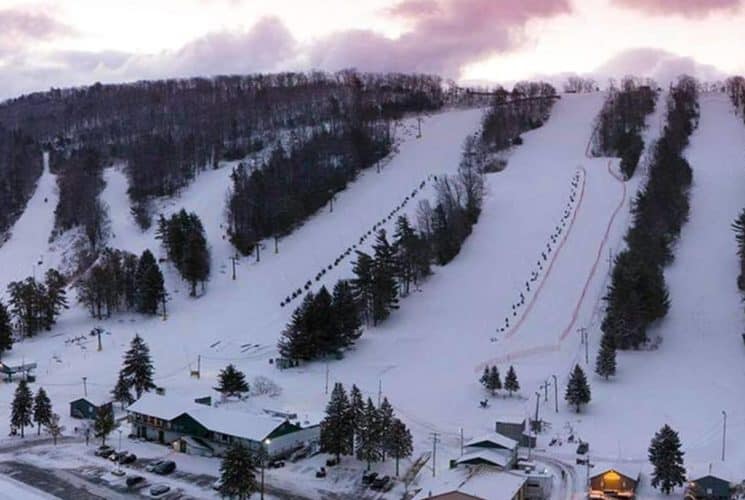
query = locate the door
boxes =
[158,430,164,444]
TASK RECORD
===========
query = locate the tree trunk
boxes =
[395,457,399,477]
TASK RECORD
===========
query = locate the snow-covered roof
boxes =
[686,462,739,482]
[422,471,526,500]
[189,406,286,442]
[456,448,513,468]
[495,415,527,425]
[71,395,111,407]
[126,393,198,421]
[590,464,641,482]
[464,432,518,450]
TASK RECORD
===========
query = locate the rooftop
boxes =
[464,432,518,450]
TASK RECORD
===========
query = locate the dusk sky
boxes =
[1,0,744,98]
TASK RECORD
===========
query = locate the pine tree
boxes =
[111,371,134,409]
[42,268,68,330]
[134,250,164,315]
[219,442,258,500]
[348,384,365,452]
[10,379,33,438]
[331,280,362,348]
[352,251,375,325]
[479,366,489,389]
[386,418,413,477]
[45,412,64,445]
[32,387,52,436]
[278,293,316,361]
[182,216,210,296]
[94,404,115,446]
[378,397,395,460]
[311,286,337,355]
[504,365,520,396]
[371,229,399,325]
[649,424,686,494]
[356,398,382,469]
[320,383,353,462]
[565,364,591,412]
[0,300,13,357]
[215,364,250,398]
[483,366,501,396]
[121,334,155,398]
[595,332,617,380]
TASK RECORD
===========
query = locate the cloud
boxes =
[611,0,740,17]
[592,47,727,85]
[309,0,571,77]
[0,8,72,55]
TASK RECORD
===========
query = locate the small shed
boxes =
[686,463,736,500]
[495,416,535,448]
[70,397,112,420]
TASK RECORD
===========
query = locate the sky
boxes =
[0,0,743,99]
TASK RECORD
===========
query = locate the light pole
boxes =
[552,374,558,413]
[722,410,727,461]
[261,438,270,500]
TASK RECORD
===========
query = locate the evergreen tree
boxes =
[483,366,501,395]
[479,366,489,389]
[121,334,155,398]
[111,371,134,409]
[311,286,337,355]
[278,293,317,361]
[42,268,68,330]
[32,387,52,436]
[331,280,362,348]
[393,216,424,295]
[565,364,591,412]
[45,412,64,445]
[320,383,353,462]
[386,418,413,477]
[504,365,520,396]
[648,424,686,494]
[182,216,210,296]
[371,229,399,325]
[134,250,165,315]
[348,384,365,452]
[0,300,13,357]
[356,398,382,469]
[215,364,250,398]
[378,397,395,460]
[352,251,375,325]
[10,379,33,438]
[732,209,745,290]
[93,404,115,446]
[219,442,258,500]
[595,332,617,380]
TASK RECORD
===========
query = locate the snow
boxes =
[1,93,744,498]
[0,474,56,500]
[464,433,518,450]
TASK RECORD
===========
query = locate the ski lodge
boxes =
[588,465,640,499]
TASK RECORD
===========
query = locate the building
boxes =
[685,464,737,500]
[589,466,640,499]
[495,416,535,448]
[127,393,320,458]
[421,471,527,500]
[69,397,113,420]
[456,433,519,470]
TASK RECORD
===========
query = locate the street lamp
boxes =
[722,410,727,461]
[552,374,558,413]
[261,438,271,500]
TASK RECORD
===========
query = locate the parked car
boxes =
[145,460,165,472]
[362,471,378,485]
[267,460,285,469]
[126,475,146,488]
[371,475,391,491]
[153,460,176,475]
[118,452,137,465]
[94,445,113,457]
[109,451,127,462]
[315,467,327,478]
[149,484,171,497]
[325,457,339,467]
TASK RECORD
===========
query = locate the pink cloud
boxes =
[0,8,72,55]
[311,0,571,77]
[612,0,740,16]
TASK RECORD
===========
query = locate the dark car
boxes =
[125,475,146,488]
[315,467,326,478]
[267,460,285,469]
[362,471,378,485]
[95,445,114,457]
[325,457,339,467]
[118,452,137,464]
[145,460,165,472]
[150,484,171,496]
[371,475,391,491]
[109,451,127,462]
[153,460,176,475]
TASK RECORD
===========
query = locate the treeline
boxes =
[728,78,745,302]
[76,248,165,319]
[4,269,68,338]
[157,210,210,296]
[479,81,557,153]
[279,137,485,361]
[0,127,41,241]
[593,77,657,178]
[601,76,699,352]
[227,124,390,255]
[51,147,109,248]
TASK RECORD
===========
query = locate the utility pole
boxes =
[96,328,102,352]
[274,236,279,254]
[197,355,201,379]
[161,292,168,321]
[430,432,440,477]
[541,380,549,402]
[324,363,329,395]
[417,117,423,139]
[529,391,540,460]
[722,410,727,461]
[579,328,588,364]
[329,192,335,213]
[82,377,88,397]
[255,240,261,263]
[377,380,382,407]
[230,255,238,280]
[552,374,558,413]
[460,427,464,456]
